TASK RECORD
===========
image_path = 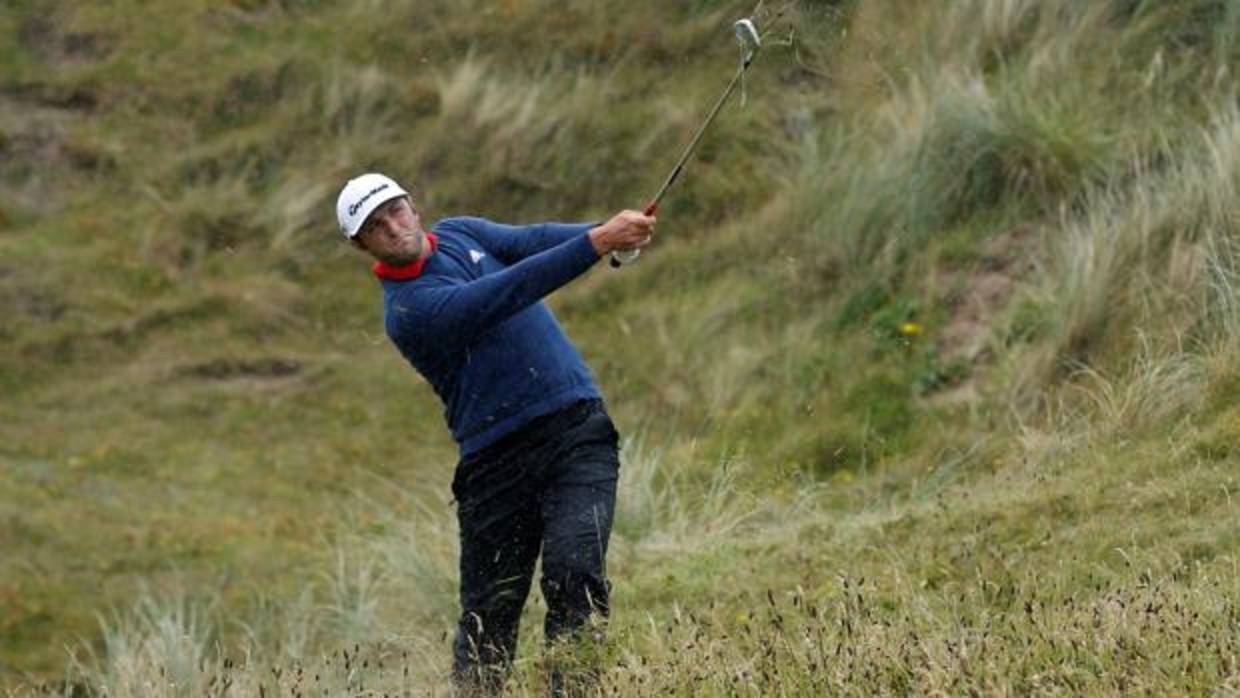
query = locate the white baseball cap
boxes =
[335,173,410,239]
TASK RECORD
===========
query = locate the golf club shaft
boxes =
[645,57,753,217]
[611,51,757,268]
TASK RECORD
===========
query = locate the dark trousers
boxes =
[450,399,620,692]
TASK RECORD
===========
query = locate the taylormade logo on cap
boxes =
[336,173,410,239]
[348,183,390,217]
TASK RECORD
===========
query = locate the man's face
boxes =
[354,196,426,266]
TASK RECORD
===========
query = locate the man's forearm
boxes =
[463,218,595,262]
[393,233,600,350]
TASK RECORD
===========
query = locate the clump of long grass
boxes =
[783,2,1142,286]
[60,493,462,695]
[613,436,760,551]
[411,54,669,219]
[1006,100,1240,412]
[1067,335,1206,436]
[339,486,459,636]
[67,592,217,697]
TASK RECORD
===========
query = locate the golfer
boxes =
[335,173,654,691]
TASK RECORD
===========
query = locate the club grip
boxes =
[610,249,640,268]
[610,201,658,268]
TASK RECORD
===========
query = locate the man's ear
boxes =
[350,237,367,252]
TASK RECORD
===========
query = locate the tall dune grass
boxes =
[1008,100,1240,408]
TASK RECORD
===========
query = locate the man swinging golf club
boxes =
[336,14,761,693]
[335,172,654,692]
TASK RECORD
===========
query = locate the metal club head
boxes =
[734,18,761,62]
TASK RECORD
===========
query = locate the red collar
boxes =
[372,232,439,281]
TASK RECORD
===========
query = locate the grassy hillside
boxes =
[1,0,1238,694]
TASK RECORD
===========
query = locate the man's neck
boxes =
[373,232,439,281]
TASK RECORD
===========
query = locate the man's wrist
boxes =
[587,227,608,257]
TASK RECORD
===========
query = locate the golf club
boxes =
[611,17,764,268]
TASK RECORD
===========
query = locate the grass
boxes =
[2,0,1239,693]
[14,418,1236,695]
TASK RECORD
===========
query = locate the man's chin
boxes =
[381,253,420,267]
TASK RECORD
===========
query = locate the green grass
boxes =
[2,0,1239,693]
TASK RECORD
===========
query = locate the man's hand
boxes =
[588,210,656,257]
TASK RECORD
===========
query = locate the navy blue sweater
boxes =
[378,217,603,455]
